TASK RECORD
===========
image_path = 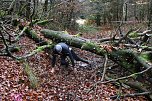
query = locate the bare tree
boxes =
[147,0,152,29]
[26,0,31,19]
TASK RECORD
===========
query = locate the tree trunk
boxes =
[43,0,48,12]
[147,0,152,29]
[26,0,31,19]
[20,27,152,97]
[40,29,152,76]
[124,3,128,21]
[123,0,128,21]
[95,14,101,26]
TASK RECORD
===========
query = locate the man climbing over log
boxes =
[51,42,91,68]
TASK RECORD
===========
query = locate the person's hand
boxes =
[73,68,77,74]
[50,68,55,73]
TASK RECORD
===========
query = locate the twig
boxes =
[101,54,108,81]
[0,27,52,59]
[1,25,13,44]
[116,19,123,37]
[15,26,28,41]
[110,91,152,99]
[98,37,119,42]
[87,65,152,94]
[19,45,52,59]
[141,30,152,36]
[0,53,8,56]
[0,30,15,58]
[96,66,152,84]
[124,44,152,51]
[116,29,133,45]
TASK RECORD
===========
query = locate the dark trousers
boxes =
[60,55,69,67]
[71,50,89,64]
[60,50,89,67]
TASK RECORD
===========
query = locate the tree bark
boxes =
[40,29,152,75]
[26,0,31,19]
[147,0,152,29]
[16,27,152,96]
[43,0,48,12]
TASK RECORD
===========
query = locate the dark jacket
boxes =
[52,43,75,67]
[52,43,90,67]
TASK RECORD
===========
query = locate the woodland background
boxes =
[0,0,152,100]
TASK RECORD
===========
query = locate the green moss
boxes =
[15,27,28,41]
[81,42,95,49]
[140,53,152,62]
[24,62,38,89]
[0,10,6,17]
[36,44,52,51]
[73,33,82,37]
[37,20,50,25]
[129,32,138,38]
[30,30,38,39]
[81,42,105,55]
[11,47,20,52]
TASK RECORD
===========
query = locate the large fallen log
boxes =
[40,29,152,99]
[15,26,151,99]
[40,29,152,71]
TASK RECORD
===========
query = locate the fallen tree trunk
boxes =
[25,28,48,46]
[40,29,152,73]
[18,27,152,99]
[40,29,152,97]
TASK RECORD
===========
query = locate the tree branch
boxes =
[96,66,152,84]
[110,91,152,100]
[101,54,108,81]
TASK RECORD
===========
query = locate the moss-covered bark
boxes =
[40,29,151,72]
[23,61,38,89]
[25,28,48,46]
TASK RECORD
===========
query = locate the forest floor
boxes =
[0,24,149,100]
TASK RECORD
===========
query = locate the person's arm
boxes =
[52,54,57,67]
[68,52,75,67]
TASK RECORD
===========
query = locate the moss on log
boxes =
[36,20,52,26]
[23,61,38,89]
[25,28,48,45]
[17,28,53,89]
[40,29,151,71]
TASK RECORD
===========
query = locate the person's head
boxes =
[55,45,62,53]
